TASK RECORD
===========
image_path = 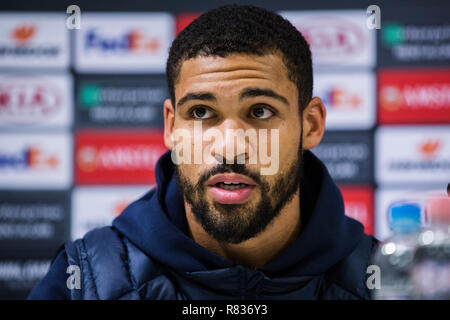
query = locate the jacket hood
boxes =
[113,150,365,293]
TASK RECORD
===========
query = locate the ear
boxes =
[301,97,326,150]
[163,98,175,150]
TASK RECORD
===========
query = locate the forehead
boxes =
[175,53,297,101]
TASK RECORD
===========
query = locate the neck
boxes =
[185,191,301,269]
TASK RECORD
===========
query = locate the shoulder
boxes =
[28,226,175,300]
[64,226,174,299]
[27,227,119,300]
[321,234,379,300]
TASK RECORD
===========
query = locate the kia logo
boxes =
[296,17,365,60]
[0,81,62,123]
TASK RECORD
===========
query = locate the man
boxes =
[28,5,378,300]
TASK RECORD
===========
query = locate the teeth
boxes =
[223,182,240,185]
[216,182,247,190]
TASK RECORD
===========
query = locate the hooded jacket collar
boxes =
[113,150,364,281]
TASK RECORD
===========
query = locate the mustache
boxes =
[196,163,263,189]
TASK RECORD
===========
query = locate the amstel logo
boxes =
[380,85,402,112]
[77,146,98,173]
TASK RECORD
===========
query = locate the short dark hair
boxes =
[166,4,313,114]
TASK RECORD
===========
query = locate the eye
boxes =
[191,106,214,119]
[250,105,274,119]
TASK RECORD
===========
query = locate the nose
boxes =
[208,119,255,165]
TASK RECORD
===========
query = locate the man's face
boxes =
[166,53,304,244]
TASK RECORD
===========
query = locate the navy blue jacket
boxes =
[28,150,378,300]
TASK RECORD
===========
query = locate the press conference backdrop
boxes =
[0,0,449,299]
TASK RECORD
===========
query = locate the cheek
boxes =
[279,134,301,166]
[178,163,214,186]
[177,164,198,182]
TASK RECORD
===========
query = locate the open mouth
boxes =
[214,182,249,190]
[207,174,257,204]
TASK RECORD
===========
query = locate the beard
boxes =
[174,147,303,244]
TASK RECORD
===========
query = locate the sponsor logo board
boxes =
[379,22,450,66]
[71,186,149,240]
[0,191,69,253]
[280,10,376,68]
[378,69,450,124]
[76,75,166,128]
[0,74,73,128]
[75,13,174,73]
[0,13,69,69]
[0,255,51,299]
[315,71,375,129]
[340,185,374,235]
[375,187,447,241]
[375,126,450,185]
[0,133,72,189]
[75,130,166,185]
[312,130,373,184]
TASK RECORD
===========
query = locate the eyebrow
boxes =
[239,88,289,105]
[176,87,289,108]
[177,92,217,108]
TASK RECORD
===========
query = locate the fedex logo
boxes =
[0,146,59,170]
[0,133,72,189]
[314,71,375,129]
[74,13,173,73]
[84,29,161,53]
[320,87,362,109]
